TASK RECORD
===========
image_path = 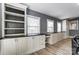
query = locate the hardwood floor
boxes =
[31,39,72,55]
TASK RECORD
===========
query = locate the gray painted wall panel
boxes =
[0,3,2,38]
[69,30,79,36]
[54,20,57,33]
[27,8,61,34]
[0,3,1,54]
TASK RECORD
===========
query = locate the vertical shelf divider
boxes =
[2,3,5,38]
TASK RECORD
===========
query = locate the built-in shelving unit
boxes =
[5,20,24,23]
[5,11,25,17]
[2,3,27,38]
[5,33,25,36]
[5,28,24,30]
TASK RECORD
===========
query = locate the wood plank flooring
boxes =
[31,39,72,55]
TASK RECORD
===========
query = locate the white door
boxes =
[1,38,16,55]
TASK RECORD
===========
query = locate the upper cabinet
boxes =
[0,3,28,38]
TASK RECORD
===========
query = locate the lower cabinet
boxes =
[24,37,34,54]
[32,35,45,53]
[16,37,27,55]
[1,38,16,55]
[39,36,45,49]
[0,35,45,55]
[47,33,65,45]
[33,36,40,52]
[25,35,45,54]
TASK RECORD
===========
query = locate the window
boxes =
[69,23,77,30]
[70,23,77,30]
[47,19,54,32]
[69,20,78,30]
[62,20,66,31]
[57,22,61,32]
[27,15,40,35]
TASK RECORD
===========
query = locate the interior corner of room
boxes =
[0,3,79,55]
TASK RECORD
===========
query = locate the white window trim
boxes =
[62,20,66,31]
[57,22,62,32]
[69,20,78,30]
[27,15,40,35]
[47,19,54,33]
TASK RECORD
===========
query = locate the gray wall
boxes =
[0,3,1,54]
[0,4,2,38]
[0,6,62,38]
[69,30,79,36]
[27,8,61,34]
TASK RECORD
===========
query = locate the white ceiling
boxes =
[25,3,79,19]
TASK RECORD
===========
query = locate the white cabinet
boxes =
[33,36,40,52]
[25,35,45,54]
[47,33,65,45]
[1,38,16,55]
[1,3,27,38]
[16,37,27,55]
[39,36,45,49]
[47,33,57,45]
[0,35,45,55]
[24,37,33,54]
[1,37,32,55]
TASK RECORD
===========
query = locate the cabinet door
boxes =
[16,37,34,55]
[25,37,33,54]
[47,35,53,44]
[33,35,45,52]
[39,35,45,49]
[1,39,16,55]
[32,36,40,52]
[16,37,27,55]
[48,34,56,44]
